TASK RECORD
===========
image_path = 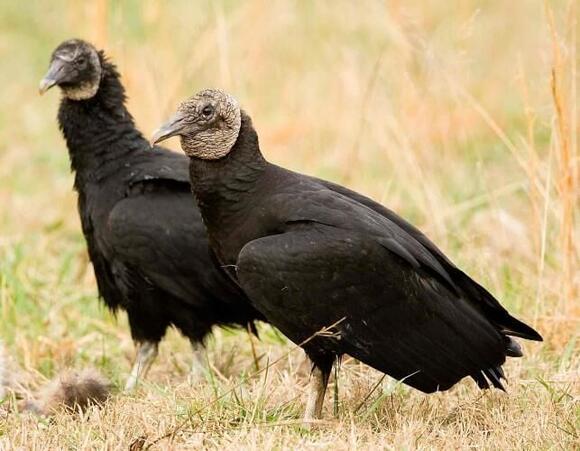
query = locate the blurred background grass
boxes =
[0,1,577,445]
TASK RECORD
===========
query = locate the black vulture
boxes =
[40,41,264,390]
[152,89,543,421]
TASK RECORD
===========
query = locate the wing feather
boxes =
[237,223,506,393]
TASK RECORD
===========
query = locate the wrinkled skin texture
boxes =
[152,89,241,160]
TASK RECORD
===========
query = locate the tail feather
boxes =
[499,315,543,341]
[453,269,543,342]
[471,371,489,389]
[485,367,506,391]
[505,336,524,357]
[495,365,506,379]
[472,366,506,391]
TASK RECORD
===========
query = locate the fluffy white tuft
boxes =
[22,368,112,416]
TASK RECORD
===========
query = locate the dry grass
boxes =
[0,1,578,449]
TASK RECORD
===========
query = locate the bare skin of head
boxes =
[152,89,241,160]
[40,39,102,101]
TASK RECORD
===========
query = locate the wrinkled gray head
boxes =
[151,88,241,160]
[39,39,102,100]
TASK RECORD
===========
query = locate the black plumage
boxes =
[152,89,542,419]
[41,41,263,388]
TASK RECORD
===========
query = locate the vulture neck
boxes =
[58,54,146,188]
[188,111,267,234]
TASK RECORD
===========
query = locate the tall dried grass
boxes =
[0,1,577,449]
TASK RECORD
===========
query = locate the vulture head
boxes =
[39,39,102,100]
[151,88,241,160]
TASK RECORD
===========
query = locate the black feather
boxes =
[483,367,506,391]
[505,336,524,357]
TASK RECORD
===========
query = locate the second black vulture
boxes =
[152,89,543,421]
[40,41,264,390]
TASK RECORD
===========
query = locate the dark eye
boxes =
[76,57,86,66]
[202,105,214,118]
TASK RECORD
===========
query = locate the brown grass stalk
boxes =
[546,0,579,313]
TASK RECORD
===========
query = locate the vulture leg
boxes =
[303,360,332,424]
[188,341,207,384]
[124,341,158,391]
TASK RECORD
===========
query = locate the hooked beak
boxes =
[39,59,68,95]
[150,111,187,148]
[39,77,57,95]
